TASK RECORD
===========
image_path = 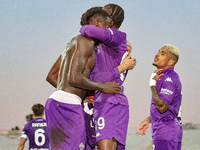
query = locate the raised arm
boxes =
[80,25,126,48]
[150,70,169,113]
[90,53,136,83]
[90,40,135,83]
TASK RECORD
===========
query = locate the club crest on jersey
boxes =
[79,142,85,150]
[165,77,173,83]
[96,132,101,137]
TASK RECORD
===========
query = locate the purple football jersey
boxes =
[21,118,50,150]
[80,25,129,105]
[150,67,182,142]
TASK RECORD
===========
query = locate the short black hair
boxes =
[80,7,109,26]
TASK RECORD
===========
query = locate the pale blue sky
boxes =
[0,0,200,131]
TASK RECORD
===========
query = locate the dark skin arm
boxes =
[67,36,121,93]
[46,56,61,88]
[151,86,169,113]
[46,40,135,88]
[151,69,169,113]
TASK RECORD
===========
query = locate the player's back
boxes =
[21,118,50,149]
[56,35,96,99]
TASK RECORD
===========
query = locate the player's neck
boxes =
[34,116,43,119]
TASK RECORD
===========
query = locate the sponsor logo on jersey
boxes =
[165,77,173,83]
[79,142,85,150]
[160,88,173,95]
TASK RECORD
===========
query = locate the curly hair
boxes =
[80,7,109,26]
[104,4,124,28]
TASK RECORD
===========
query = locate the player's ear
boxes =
[33,113,35,118]
[109,20,114,28]
[93,19,99,27]
[168,59,175,66]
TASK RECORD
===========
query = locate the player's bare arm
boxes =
[46,56,61,88]
[118,53,136,73]
[118,40,136,73]
[150,86,169,113]
[68,35,122,93]
[17,138,26,150]
[149,69,168,113]
[137,116,151,135]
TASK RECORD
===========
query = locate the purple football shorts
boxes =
[93,102,129,149]
[45,90,86,150]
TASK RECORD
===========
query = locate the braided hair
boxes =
[103,4,124,29]
[80,7,109,26]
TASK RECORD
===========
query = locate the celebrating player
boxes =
[45,7,122,150]
[137,44,182,150]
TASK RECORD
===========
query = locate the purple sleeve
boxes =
[159,76,176,104]
[80,25,126,48]
[80,25,105,40]
[90,66,120,83]
[20,124,28,139]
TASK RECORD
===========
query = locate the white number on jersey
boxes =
[35,128,45,146]
[97,117,105,130]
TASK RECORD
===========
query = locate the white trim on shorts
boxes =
[49,90,82,105]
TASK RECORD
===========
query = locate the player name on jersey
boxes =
[32,123,47,127]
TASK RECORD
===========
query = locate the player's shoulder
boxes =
[162,70,180,85]
[23,119,34,129]
[77,34,93,41]
[72,35,94,47]
[107,28,126,36]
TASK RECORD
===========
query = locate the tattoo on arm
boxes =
[150,86,169,113]
[147,116,151,123]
